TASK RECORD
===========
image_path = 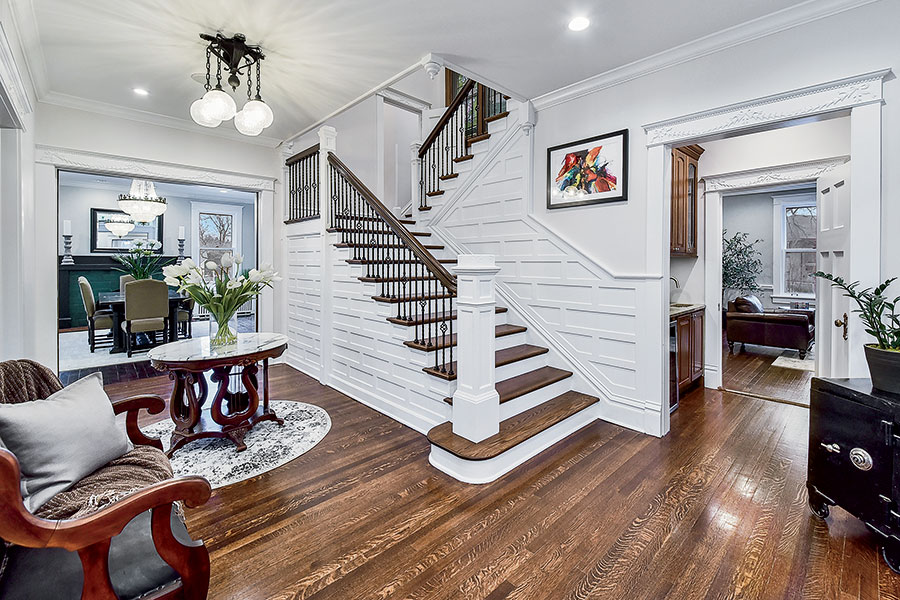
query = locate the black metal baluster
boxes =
[448,295,454,377]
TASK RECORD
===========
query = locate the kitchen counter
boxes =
[670,303,705,319]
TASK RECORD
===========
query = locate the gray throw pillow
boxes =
[0,373,132,513]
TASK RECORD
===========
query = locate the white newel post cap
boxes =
[452,254,500,274]
[318,125,337,151]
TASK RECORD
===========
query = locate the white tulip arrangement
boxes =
[163,254,280,347]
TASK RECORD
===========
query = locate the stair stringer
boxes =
[424,115,662,437]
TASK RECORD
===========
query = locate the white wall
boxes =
[531,1,897,282]
[383,103,420,209]
[722,192,776,307]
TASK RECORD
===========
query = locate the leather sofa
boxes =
[726,295,815,359]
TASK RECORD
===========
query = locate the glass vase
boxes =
[208,312,239,348]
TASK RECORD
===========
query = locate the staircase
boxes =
[283,78,601,483]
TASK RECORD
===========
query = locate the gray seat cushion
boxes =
[122,317,166,334]
[0,508,185,600]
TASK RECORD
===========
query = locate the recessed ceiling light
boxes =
[568,16,590,31]
[219,189,228,193]
[133,87,149,96]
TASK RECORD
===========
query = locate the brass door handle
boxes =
[834,313,848,341]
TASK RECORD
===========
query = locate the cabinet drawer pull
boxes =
[821,442,841,453]
[850,448,873,471]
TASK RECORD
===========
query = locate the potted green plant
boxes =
[815,272,900,394]
[722,230,764,327]
[163,254,279,348]
[113,239,165,280]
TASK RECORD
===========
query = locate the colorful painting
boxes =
[547,129,628,209]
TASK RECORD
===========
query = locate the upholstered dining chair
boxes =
[177,298,195,339]
[77,276,114,353]
[0,359,211,600]
[119,274,135,292]
[123,279,169,357]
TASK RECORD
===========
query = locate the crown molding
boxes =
[0,20,33,127]
[643,69,888,146]
[426,53,528,103]
[702,156,849,192]
[376,86,431,112]
[532,0,881,111]
[35,144,277,192]
[39,91,281,148]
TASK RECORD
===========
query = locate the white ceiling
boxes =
[22,0,811,142]
[58,170,257,204]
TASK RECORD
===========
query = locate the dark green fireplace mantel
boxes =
[58,255,177,329]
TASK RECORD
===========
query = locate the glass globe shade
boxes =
[190,98,221,128]
[242,98,274,129]
[104,218,135,237]
[233,109,265,136]
[201,87,237,121]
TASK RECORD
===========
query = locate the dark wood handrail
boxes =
[327,152,457,293]
[419,78,476,158]
[285,143,320,166]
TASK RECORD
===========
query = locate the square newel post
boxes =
[318,125,337,385]
[451,254,501,442]
[410,141,423,211]
[318,126,337,225]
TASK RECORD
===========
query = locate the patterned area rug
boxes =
[771,350,816,372]
[142,400,331,489]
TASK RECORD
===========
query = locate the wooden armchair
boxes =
[0,360,212,600]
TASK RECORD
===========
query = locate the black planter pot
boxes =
[865,345,900,395]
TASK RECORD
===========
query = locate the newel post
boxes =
[451,255,501,442]
[410,140,423,212]
[318,125,337,385]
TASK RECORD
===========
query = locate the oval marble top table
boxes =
[148,333,289,456]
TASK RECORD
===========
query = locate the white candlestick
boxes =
[178,225,185,239]
[63,220,72,236]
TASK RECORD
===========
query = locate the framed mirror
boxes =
[90,208,164,253]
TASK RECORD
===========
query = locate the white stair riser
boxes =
[495,330,526,351]
[493,352,548,381]
[499,377,573,421]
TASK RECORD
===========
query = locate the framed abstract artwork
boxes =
[546,129,628,209]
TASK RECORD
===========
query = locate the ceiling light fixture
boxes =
[133,87,149,96]
[568,16,590,31]
[190,32,273,136]
[104,215,135,237]
[118,179,167,223]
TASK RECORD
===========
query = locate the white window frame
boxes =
[772,191,816,305]
[191,201,243,267]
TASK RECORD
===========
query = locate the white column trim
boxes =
[0,21,33,128]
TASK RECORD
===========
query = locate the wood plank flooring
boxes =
[723,342,814,407]
[104,364,900,599]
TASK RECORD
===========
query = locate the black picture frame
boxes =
[90,208,164,253]
[546,128,628,210]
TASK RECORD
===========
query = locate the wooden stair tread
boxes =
[418,206,432,211]
[334,215,415,225]
[424,344,549,381]
[346,258,455,265]
[426,190,445,197]
[444,366,572,405]
[405,324,526,352]
[327,227,431,237]
[372,292,454,304]
[359,275,437,283]
[387,306,507,327]
[427,391,599,461]
[467,133,490,144]
[336,243,444,250]
[484,111,510,124]
[453,154,474,163]
[439,173,459,181]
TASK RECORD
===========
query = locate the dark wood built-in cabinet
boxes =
[670,144,704,256]
[670,306,705,411]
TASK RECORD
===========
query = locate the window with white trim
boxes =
[772,192,816,300]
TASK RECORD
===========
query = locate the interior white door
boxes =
[816,163,851,378]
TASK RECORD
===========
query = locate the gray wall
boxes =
[58,185,257,267]
[722,192,774,307]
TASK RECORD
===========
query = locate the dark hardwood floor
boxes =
[723,341,814,407]
[105,364,900,599]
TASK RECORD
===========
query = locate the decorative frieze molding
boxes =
[644,70,889,146]
[376,87,431,112]
[35,145,277,191]
[703,156,849,192]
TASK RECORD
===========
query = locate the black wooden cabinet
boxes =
[808,377,900,572]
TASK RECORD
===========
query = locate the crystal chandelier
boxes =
[104,215,135,237]
[118,180,167,223]
[190,32,274,137]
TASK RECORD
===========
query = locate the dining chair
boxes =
[122,279,169,357]
[77,277,113,353]
[119,274,135,292]
[177,298,195,339]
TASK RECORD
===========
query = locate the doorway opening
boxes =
[57,171,258,385]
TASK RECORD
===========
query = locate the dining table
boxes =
[97,289,189,354]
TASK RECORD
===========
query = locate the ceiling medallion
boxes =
[190,32,274,137]
[118,180,167,223]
